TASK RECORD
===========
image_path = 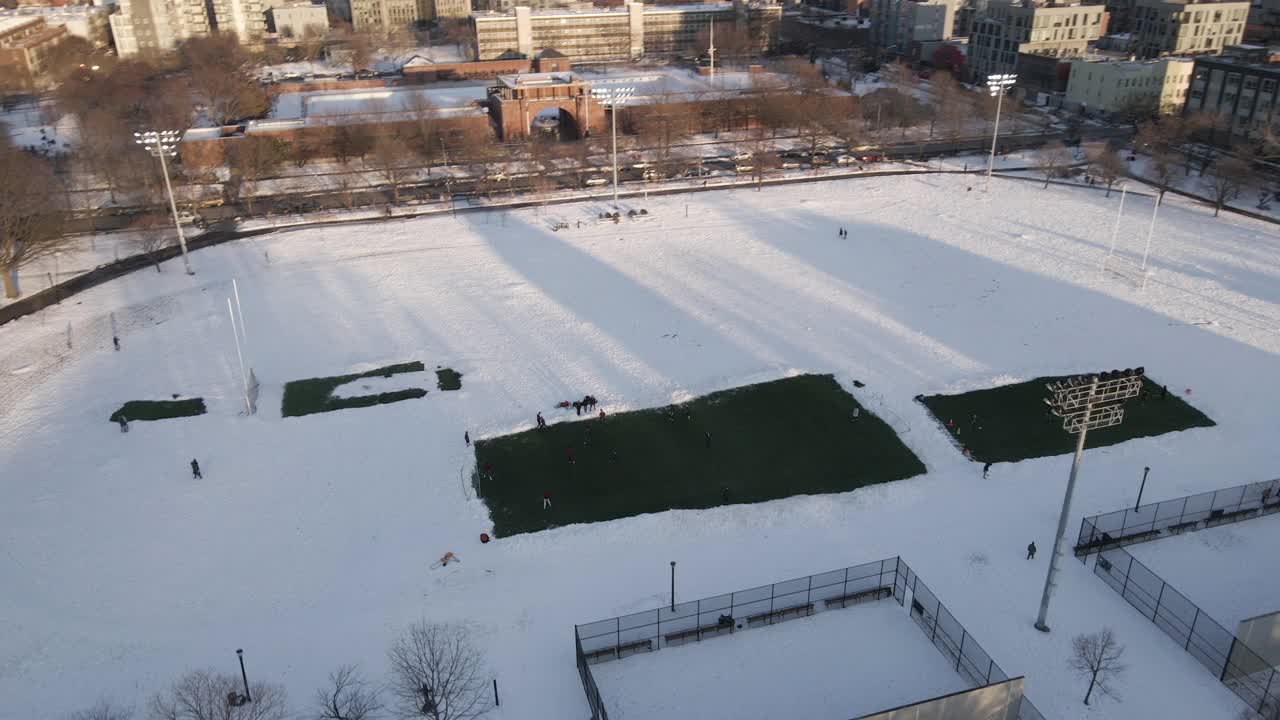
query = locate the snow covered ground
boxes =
[2,173,1278,720]
[592,602,969,720]
[1128,517,1280,629]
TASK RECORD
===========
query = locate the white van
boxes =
[584,176,609,187]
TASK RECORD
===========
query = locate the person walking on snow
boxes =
[464,431,470,447]
[543,491,552,510]
[705,432,712,449]
[983,463,991,479]
[566,447,575,464]
[1026,542,1037,560]
[118,417,129,433]
[573,401,582,416]
[536,412,546,428]
[191,459,202,479]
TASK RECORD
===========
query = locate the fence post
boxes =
[1154,581,1166,618]
[806,575,813,605]
[1119,554,1131,599]
[616,618,621,653]
[696,599,702,642]
[842,566,850,600]
[1259,669,1276,714]
[957,631,966,672]
[986,659,994,685]
[931,603,940,642]
[1186,608,1199,651]
[1220,637,1237,682]
[769,583,776,613]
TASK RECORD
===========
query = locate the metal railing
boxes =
[574,632,609,720]
[1075,478,1280,559]
[1093,546,1280,716]
[575,557,904,663]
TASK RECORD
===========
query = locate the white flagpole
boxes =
[228,298,250,414]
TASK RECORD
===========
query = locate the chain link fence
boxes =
[1075,478,1280,560]
[573,557,1047,720]
[1094,546,1280,717]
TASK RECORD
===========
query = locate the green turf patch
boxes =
[109,398,206,423]
[282,361,428,418]
[473,374,925,537]
[919,376,1215,464]
[436,367,462,391]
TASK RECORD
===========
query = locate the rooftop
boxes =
[0,15,42,34]
[474,1,775,18]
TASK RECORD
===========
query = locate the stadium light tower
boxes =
[134,130,194,275]
[1034,368,1145,633]
[985,73,1017,192]
[590,86,634,208]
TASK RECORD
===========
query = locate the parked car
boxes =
[811,156,832,166]
[642,170,663,181]
[732,152,752,162]
[836,155,855,166]
[632,162,651,169]
[584,176,609,187]
[780,149,807,159]
[685,167,713,177]
[483,172,509,182]
[859,155,882,163]
[734,164,754,173]
[781,161,801,170]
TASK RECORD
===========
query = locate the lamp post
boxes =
[1135,466,1151,511]
[985,73,1017,192]
[670,561,676,611]
[236,649,252,703]
[590,86,634,209]
[1035,368,1145,633]
[134,130,194,275]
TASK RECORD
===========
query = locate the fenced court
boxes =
[475,375,925,537]
[919,375,1215,464]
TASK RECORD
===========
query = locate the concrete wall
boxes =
[854,677,1024,720]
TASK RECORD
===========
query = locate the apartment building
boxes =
[0,5,113,49]
[335,0,470,31]
[870,0,957,49]
[269,1,329,36]
[0,16,69,89]
[1065,55,1194,113]
[968,0,1105,82]
[110,0,265,55]
[473,1,780,62]
[1183,43,1280,137]
[1131,0,1248,57]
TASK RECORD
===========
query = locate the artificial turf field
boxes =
[919,375,1216,464]
[474,374,926,537]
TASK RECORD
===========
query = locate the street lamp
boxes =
[235,648,252,704]
[670,560,677,612]
[984,73,1017,192]
[590,86,634,208]
[1034,368,1145,633]
[134,130,194,275]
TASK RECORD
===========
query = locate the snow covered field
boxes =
[592,602,969,720]
[1128,517,1280,629]
[2,173,1278,720]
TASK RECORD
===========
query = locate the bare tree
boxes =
[148,669,290,720]
[130,212,172,272]
[69,700,134,720]
[1148,150,1180,200]
[1086,144,1126,197]
[314,665,382,720]
[0,148,69,298]
[370,133,415,205]
[1203,156,1251,216]
[226,136,286,214]
[1069,629,1126,705]
[1036,141,1074,188]
[386,622,491,720]
[179,35,270,125]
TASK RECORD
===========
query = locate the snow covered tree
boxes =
[130,212,172,272]
[1086,145,1126,197]
[313,665,382,720]
[1069,628,1126,705]
[0,146,70,298]
[386,622,491,720]
[70,700,134,720]
[148,669,290,720]
[1036,141,1074,188]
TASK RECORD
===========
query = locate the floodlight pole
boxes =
[984,74,1016,193]
[670,561,676,611]
[611,105,620,206]
[1035,374,1098,633]
[135,130,194,275]
[236,649,252,703]
[1135,466,1150,511]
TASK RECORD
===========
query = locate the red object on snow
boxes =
[480,532,490,544]
[1185,388,1192,395]
[543,491,551,499]
[566,447,574,460]
[599,410,606,418]
[557,401,571,408]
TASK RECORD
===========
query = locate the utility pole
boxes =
[1035,369,1144,633]
[984,74,1017,193]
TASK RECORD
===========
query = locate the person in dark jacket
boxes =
[1026,542,1037,560]
[464,431,470,447]
[191,459,202,479]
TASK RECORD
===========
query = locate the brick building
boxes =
[0,16,69,90]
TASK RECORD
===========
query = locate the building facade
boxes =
[1183,45,1280,138]
[0,16,70,89]
[1065,55,1194,113]
[270,1,329,36]
[968,0,1106,82]
[110,0,266,55]
[0,5,113,49]
[1131,0,1248,57]
[870,0,956,50]
[473,1,781,62]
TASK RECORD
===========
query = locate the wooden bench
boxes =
[663,622,733,646]
[823,586,893,609]
[583,638,652,663]
[1263,500,1280,515]
[1166,520,1200,535]
[746,602,815,628]
[1206,508,1257,527]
